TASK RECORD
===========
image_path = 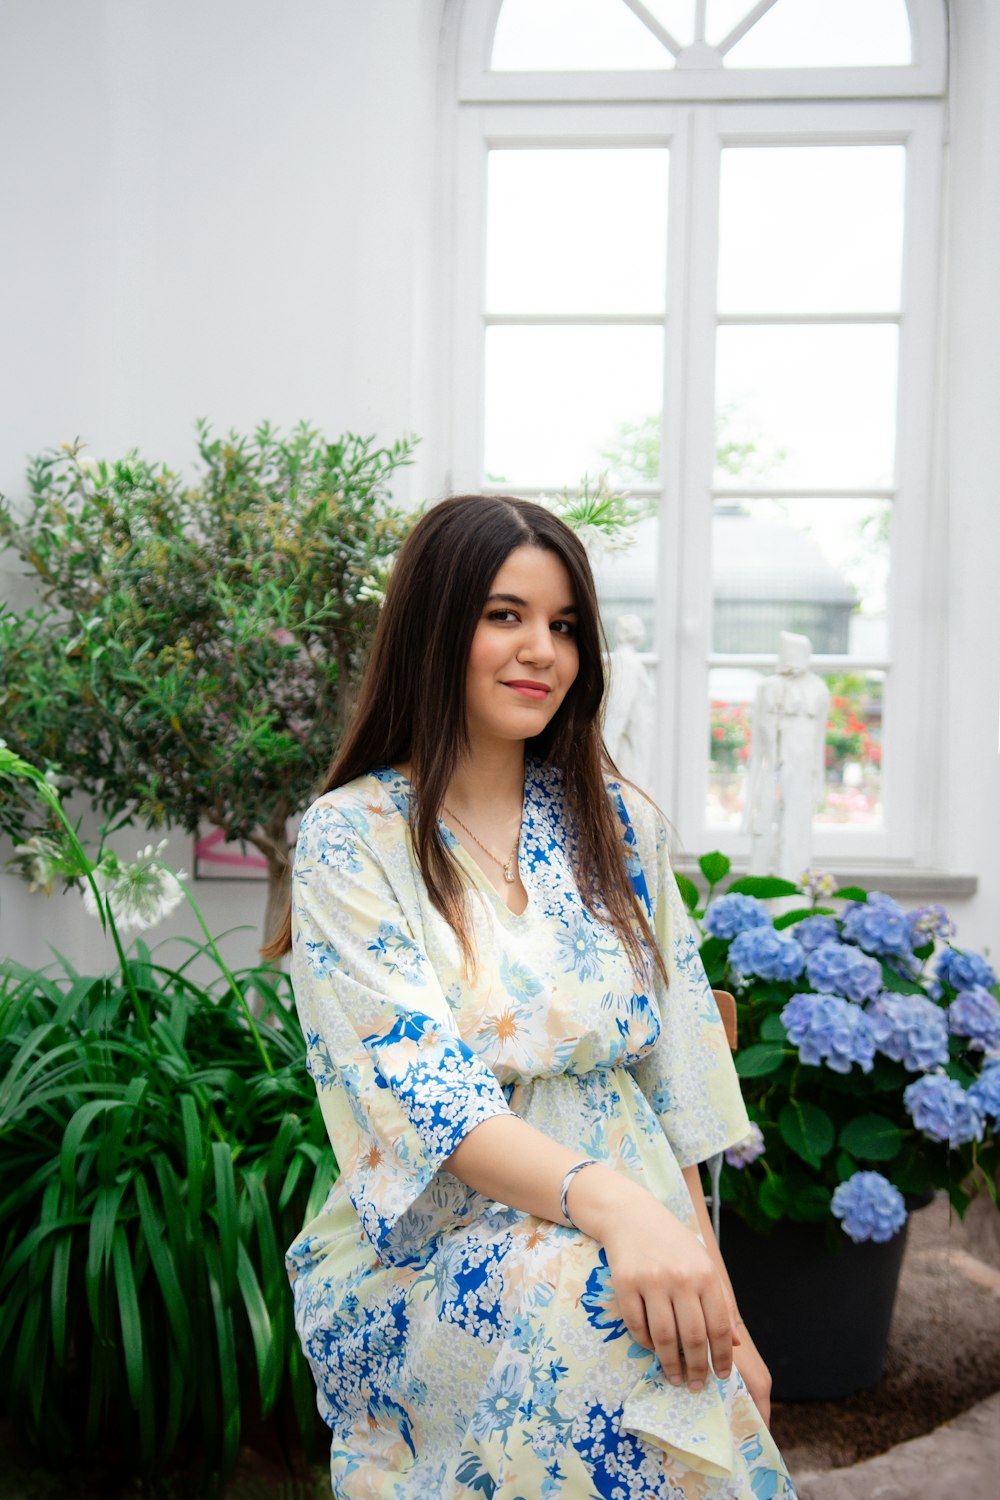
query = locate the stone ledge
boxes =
[791,1390,1000,1499]
[673,855,978,902]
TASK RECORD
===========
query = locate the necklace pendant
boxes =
[503,863,516,884]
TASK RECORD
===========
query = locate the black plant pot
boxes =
[719,1208,910,1401]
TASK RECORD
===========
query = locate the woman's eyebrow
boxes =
[485,592,578,614]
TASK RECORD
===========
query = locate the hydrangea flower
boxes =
[866,992,950,1072]
[729,927,806,983]
[805,941,883,1003]
[703,893,772,941]
[903,1073,985,1147]
[831,1171,907,1243]
[969,1062,1000,1122]
[841,892,913,959]
[724,1123,765,1168]
[907,904,956,945]
[947,986,1000,1052]
[799,868,837,900]
[792,915,841,953]
[781,992,876,1074]
[936,947,997,994]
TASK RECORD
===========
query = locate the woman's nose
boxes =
[517,621,554,665]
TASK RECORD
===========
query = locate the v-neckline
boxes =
[371,764,534,922]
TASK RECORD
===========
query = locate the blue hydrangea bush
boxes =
[684,855,1000,1243]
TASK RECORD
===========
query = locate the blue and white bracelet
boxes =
[559,1157,599,1230]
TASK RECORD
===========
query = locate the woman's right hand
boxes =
[568,1167,736,1392]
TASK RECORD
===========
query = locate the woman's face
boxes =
[465,545,580,751]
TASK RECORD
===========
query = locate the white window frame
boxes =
[446,1,947,868]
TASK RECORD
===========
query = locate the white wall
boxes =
[0,0,448,971]
[938,0,1000,953]
[1,0,998,970]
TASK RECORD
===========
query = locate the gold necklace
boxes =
[443,805,521,884]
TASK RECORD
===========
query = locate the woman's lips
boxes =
[503,680,551,700]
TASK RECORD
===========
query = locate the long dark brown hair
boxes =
[263,494,666,983]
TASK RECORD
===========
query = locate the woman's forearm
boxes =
[443,1112,645,1242]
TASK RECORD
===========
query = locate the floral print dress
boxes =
[287,760,796,1499]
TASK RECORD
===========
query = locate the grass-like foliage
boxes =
[0,742,335,1490]
[0,941,333,1486]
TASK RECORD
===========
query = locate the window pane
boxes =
[492,0,674,71]
[593,515,660,653]
[706,2,761,47]
[724,0,911,68]
[487,150,669,315]
[484,326,663,487]
[640,1,695,46]
[715,326,898,490]
[818,671,884,827]
[707,668,884,830]
[718,147,905,314]
[713,498,890,656]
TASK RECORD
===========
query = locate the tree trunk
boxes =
[252,800,294,956]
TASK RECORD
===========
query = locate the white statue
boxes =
[604,613,654,789]
[744,632,830,880]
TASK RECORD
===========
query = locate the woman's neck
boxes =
[445,741,526,818]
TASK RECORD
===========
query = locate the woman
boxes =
[266,495,796,1498]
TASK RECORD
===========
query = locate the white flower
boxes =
[11,834,64,895]
[82,840,186,933]
[76,454,101,477]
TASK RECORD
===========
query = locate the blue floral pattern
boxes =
[286,760,794,1497]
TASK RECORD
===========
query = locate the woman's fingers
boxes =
[645,1302,685,1385]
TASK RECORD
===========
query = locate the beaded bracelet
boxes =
[559,1157,599,1230]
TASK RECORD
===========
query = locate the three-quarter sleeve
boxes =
[290,798,511,1263]
[617,788,752,1166]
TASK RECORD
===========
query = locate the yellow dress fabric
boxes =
[286,761,797,1498]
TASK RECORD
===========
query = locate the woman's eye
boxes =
[552,620,576,636]
[487,608,519,623]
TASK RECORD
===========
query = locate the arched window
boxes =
[448,1,947,869]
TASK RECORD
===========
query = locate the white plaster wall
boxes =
[1,0,998,972]
[937,0,1000,954]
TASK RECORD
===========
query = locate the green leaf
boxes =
[112,1224,144,1411]
[835,1150,856,1181]
[212,1140,239,1305]
[789,1183,833,1222]
[778,1101,835,1169]
[759,1014,788,1042]
[735,1042,788,1078]
[204,1241,241,1475]
[758,1175,789,1219]
[674,873,699,912]
[180,1093,204,1230]
[698,851,731,886]
[832,886,869,902]
[880,963,926,997]
[774,907,827,930]
[839,1114,903,1162]
[725,876,800,899]
[135,1174,191,1357]
[236,1241,278,1411]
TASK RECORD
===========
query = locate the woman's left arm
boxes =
[681,1164,773,1427]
